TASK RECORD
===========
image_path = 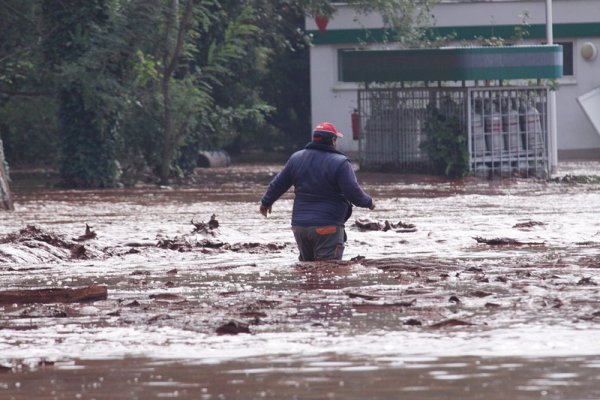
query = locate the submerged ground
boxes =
[0,162,599,399]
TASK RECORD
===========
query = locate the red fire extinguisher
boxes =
[351,109,361,140]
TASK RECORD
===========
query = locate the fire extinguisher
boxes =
[351,109,361,140]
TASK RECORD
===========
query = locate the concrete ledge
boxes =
[558,149,600,161]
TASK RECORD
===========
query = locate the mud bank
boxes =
[0,162,599,399]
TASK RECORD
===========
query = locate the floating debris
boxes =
[549,175,600,184]
[191,214,219,235]
[0,285,107,304]
[352,299,416,312]
[147,314,172,323]
[473,237,545,246]
[216,320,250,335]
[577,277,596,286]
[0,225,99,261]
[469,290,493,298]
[449,295,461,304]
[73,224,97,242]
[156,237,286,254]
[403,319,422,326]
[198,239,225,249]
[354,218,380,231]
[382,220,417,233]
[513,221,545,229]
[149,293,186,302]
[484,302,501,309]
[430,318,474,329]
[347,292,379,301]
[0,225,68,247]
[156,238,192,252]
[354,218,416,233]
[70,244,87,259]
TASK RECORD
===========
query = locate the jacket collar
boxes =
[304,141,346,156]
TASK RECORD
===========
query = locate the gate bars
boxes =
[357,86,549,178]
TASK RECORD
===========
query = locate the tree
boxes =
[0,1,58,168]
[122,0,272,183]
[122,0,434,182]
[235,0,313,152]
[223,0,438,154]
[0,1,44,96]
[159,0,196,184]
[0,138,13,210]
[0,0,438,186]
[41,0,121,188]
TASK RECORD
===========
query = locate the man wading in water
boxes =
[259,122,375,261]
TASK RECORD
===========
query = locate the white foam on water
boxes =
[1,322,600,367]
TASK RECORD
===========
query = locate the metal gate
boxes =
[357,86,549,177]
[357,88,438,171]
[468,87,549,178]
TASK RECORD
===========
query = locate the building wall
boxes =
[560,38,600,152]
[307,0,600,158]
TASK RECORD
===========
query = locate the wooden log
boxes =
[0,285,107,304]
[0,139,13,211]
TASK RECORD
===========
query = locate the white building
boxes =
[306,0,600,161]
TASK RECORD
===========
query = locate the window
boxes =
[556,41,574,76]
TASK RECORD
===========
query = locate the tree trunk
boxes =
[160,76,174,185]
[0,139,13,211]
[158,0,194,185]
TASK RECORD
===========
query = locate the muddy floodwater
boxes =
[0,162,599,399]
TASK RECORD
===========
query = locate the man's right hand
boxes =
[260,204,272,217]
[369,202,376,210]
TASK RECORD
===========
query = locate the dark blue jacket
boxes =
[261,143,373,227]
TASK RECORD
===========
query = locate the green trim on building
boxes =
[310,23,600,45]
[339,46,563,82]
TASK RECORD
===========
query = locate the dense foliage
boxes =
[41,0,121,187]
[421,103,469,178]
[0,0,435,186]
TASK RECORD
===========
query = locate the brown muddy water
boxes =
[1,162,599,399]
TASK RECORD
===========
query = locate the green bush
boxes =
[420,104,469,178]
